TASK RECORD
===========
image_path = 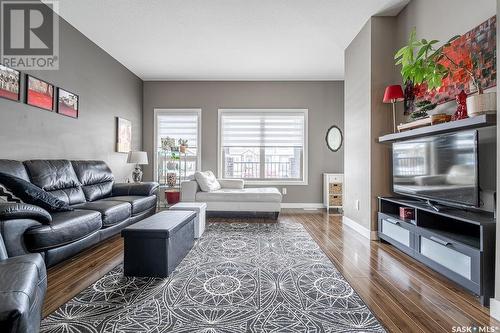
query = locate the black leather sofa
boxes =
[0,231,46,333]
[0,159,159,268]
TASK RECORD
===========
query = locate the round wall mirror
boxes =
[326,126,343,152]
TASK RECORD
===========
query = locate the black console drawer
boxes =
[378,213,415,256]
[414,229,480,293]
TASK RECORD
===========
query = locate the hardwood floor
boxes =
[44,211,499,332]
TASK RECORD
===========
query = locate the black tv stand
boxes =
[378,196,496,306]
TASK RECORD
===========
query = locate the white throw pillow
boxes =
[194,171,221,192]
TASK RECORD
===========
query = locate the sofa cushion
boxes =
[195,187,282,203]
[0,173,73,213]
[102,195,156,215]
[24,160,86,205]
[71,161,114,201]
[0,159,30,181]
[24,210,102,251]
[73,200,131,227]
[194,171,221,192]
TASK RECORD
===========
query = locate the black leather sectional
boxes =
[0,159,159,267]
[0,159,158,333]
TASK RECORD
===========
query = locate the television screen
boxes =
[392,130,479,207]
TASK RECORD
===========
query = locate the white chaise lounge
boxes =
[180,175,282,219]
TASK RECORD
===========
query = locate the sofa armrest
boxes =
[0,253,46,330]
[218,179,245,189]
[0,218,42,257]
[112,182,159,197]
[181,180,199,202]
[0,203,51,225]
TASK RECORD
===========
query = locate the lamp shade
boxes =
[383,85,405,103]
[127,151,148,165]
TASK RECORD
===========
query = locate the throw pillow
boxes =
[0,172,73,212]
[0,184,23,203]
[194,171,221,192]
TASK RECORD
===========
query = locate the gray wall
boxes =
[143,81,344,204]
[0,8,143,181]
[344,20,372,230]
[343,17,395,232]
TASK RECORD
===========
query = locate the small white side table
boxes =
[170,202,207,238]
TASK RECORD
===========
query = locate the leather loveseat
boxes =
[0,159,158,268]
[0,230,46,333]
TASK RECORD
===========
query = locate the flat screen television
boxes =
[392,130,479,207]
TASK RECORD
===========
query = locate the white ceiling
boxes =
[56,0,408,81]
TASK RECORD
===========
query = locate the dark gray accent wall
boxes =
[0,7,143,182]
[143,81,344,204]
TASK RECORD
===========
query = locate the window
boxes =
[218,109,307,185]
[154,109,201,185]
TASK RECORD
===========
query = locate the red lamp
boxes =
[383,85,405,133]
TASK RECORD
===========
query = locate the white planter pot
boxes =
[466,92,497,116]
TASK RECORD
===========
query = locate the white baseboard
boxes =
[281,203,324,209]
[342,216,378,240]
[490,298,500,321]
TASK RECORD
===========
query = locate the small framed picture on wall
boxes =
[57,88,79,118]
[26,75,54,111]
[116,117,132,153]
[0,64,20,102]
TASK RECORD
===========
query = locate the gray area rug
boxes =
[41,220,386,332]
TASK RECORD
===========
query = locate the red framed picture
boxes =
[26,75,54,111]
[57,88,78,118]
[0,64,20,102]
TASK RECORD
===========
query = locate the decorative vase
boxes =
[180,145,187,153]
[466,91,497,117]
[167,172,177,187]
[167,161,177,170]
[131,166,143,183]
[452,90,468,121]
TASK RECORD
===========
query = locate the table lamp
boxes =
[127,151,148,183]
[383,85,405,133]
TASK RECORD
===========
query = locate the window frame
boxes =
[153,108,202,183]
[217,108,308,186]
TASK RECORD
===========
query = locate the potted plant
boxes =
[161,136,176,151]
[395,29,495,116]
[178,139,188,153]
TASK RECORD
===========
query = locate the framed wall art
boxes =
[26,75,54,111]
[116,117,132,153]
[57,88,79,118]
[0,64,20,102]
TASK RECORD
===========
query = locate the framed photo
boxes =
[116,117,132,153]
[26,75,54,111]
[57,88,78,118]
[0,64,20,101]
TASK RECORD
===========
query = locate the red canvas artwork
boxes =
[27,76,54,111]
[414,16,496,105]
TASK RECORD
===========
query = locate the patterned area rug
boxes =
[41,220,385,332]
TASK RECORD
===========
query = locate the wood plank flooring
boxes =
[44,211,499,332]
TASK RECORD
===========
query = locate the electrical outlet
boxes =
[355,200,360,210]
[282,187,287,195]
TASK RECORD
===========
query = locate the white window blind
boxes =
[220,112,305,148]
[156,113,199,149]
[218,109,307,184]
